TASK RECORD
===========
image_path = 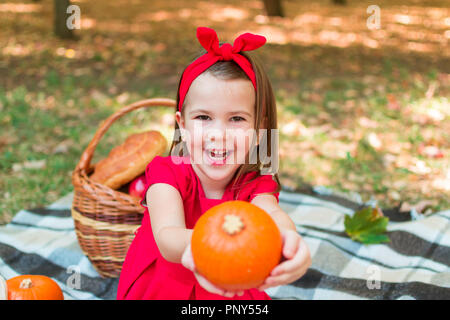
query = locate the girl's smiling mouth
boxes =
[204,149,233,166]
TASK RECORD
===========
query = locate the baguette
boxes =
[90,130,167,189]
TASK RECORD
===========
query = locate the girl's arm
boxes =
[251,193,311,290]
[146,183,192,264]
[250,193,296,232]
[148,183,241,297]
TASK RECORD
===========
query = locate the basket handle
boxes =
[76,98,176,172]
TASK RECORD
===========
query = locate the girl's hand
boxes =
[181,243,245,298]
[257,229,311,291]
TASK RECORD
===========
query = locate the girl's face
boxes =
[175,72,257,184]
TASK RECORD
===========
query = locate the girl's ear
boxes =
[175,111,186,142]
[175,111,183,127]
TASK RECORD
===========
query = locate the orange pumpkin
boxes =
[191,200,282,291]
[6,275,64,300]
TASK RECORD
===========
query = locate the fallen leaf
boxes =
[387,94,401,111]
[0,134,19,149]
[431,170,450,191]
[425,82,437,99]
[383,153,397,167]
[408,158,432,175]
[368,132,382,150]
[388,190,401,201]
[399,199,437,213]
[12,159,47,172]
[418,143,444,158]
[116,92,130,104]
[52,139,74,154]
[426,107,445,122]
[281,120,307,137]
[344,206,390,245]
[358,117,378,128]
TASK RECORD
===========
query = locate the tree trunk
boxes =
[332,0,347,5]
[263,0,284,17]
[54,0,75,39]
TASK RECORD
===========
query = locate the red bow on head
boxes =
[178,27,267,112]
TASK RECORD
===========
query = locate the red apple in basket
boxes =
[129,174,147,199]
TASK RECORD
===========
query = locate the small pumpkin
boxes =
[0,275,7,300]
[191,200,282,291]
[6,275,64,300]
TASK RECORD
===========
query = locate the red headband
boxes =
[178,27,267,112]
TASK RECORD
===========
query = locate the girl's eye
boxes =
[195,115,245,122]
[195,115,210,120]
[231,116,245,122]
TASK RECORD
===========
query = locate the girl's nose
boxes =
[204,122,233,145]
[205,128,225,143]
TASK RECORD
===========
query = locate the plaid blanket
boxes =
[0,189,449,300]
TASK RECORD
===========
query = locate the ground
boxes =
[0,0,449,223]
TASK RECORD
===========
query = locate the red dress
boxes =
[116,155,280,300]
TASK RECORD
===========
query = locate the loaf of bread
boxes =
[90,130,167,189]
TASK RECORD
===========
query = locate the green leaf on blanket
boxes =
[344,206,390,244]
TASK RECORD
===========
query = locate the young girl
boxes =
[117,27,311,300]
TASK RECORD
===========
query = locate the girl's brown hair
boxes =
[169,45,281,199]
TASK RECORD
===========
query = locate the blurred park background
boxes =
[0,0,448,224]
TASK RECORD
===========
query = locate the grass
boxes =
[276,61,449,212]
[0,0,449,223]
[0,82,174,223]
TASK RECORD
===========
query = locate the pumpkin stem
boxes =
[19,279,33,289]
[222,214,244,235]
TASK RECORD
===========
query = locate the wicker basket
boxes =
[71,98,176,278]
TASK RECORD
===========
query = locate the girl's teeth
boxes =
[211,152,224,158]
[208,150,229,159]
[210,150,227,157]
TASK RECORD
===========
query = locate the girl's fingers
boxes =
[195,271,244,298]
[258,235,312,291]
[195,272,226,296]
[181,244,195,271]
[258,274,290,290]
[222,289,244,297]
[264,262,309,288]
[185,243,244,298]
[282,230,299,259]
[260,260,310,290]
[272,252,309,278]
[272,236,310,276]
[223,290,241,298]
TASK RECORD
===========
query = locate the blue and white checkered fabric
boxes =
[1,190,449,300]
